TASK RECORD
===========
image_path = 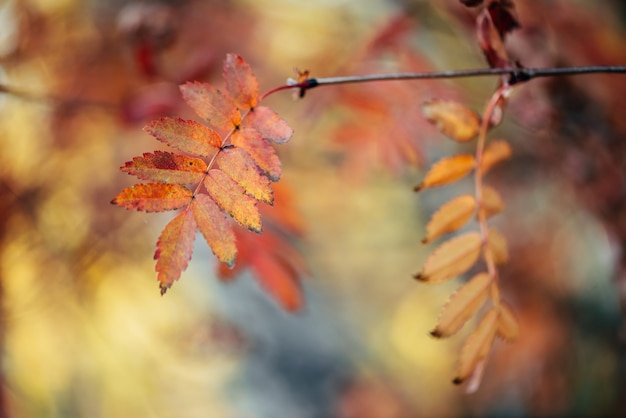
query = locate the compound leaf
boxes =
[111,183,192,212]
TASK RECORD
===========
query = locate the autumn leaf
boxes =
[216,147,274,204]
[251,249,303,312]
[415,232,483,283]
[245,106,293,144]
[191,194,237,267]
[422,99,481,142]
[496,301,519,341]
[121,151,207,185]
[179,81,241,135]
[224,52,259,110]
[481,139,512,173]
[154,208,197,295]
[453,308,498,385]
[423,194,476,244]
[231,127,282,181]
[204,169,262,233]
[431,273,491,338]
[488,0,520,38]
[144,117,222,156]
[111,183,193,212]
[480,186,505,218]
[486,228,508,264]
[414,154,475,192]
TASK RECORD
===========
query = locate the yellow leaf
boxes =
[423,195,476,244]
[414,155,475,192]
[422,99,481,142]
[415,232,482,284]
[481,140,512,173]
[497,301,519,342]
[431,273,491,338]
[453,308,498,385]
[486,228,508,264]
[481,186,505,218]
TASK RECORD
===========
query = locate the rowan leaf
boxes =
[414,154,475,192]
[191,194,237,267]
[431,273,491,338]
[422,99,481,142]
[120,151,207,185]
[224,53,259,110]
[245,106,293,144]
[481,186,505,218]
[216,146,273,204]
[204,169,261,232]
[486,228,508,264]
[154,209,197,295]
[251,250,303,312]
[497,301,519,342]
[453,308,498,385]
[482,140,512,173]
[144,117,222,157]
[415,232,483,283]
[231,127,281,181]
[423,194,476,244]
[111,183,193,212]
[179,81,241,134]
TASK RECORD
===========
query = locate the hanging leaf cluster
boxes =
[112,53,293,296]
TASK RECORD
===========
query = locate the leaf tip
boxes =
[429,329,443,338]
[414,184,424,192]
[452,377,464,385]
[413,273,427,282]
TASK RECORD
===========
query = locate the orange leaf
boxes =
[144,117,222,157]
[120,151,207,185]
[223,53,259,110]
[422,99,480,142]
[453,308,498,385]
[231,127,281,181]
[431,273,491,338]
[480,186,505,218]
[111,183,192,212]
[481,140,512,173]
[204,169,261,232]
[216,147,273,204]
[486,228,508,264]
[423,194,476,244]
[245,106,293,144]
[154,208,197,295]
[179,82,241,135]
[415,232,482,283]
[414,154,475,192]
[497,301,519,342]
[191,194,237,267]
[251,250,303,312]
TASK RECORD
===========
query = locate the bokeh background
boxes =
[1,0,626,417]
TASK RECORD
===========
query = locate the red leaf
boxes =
[144,117,222,157]
[477,10,509,69]
[231,128,281,181]
[191,194,237,267]
[216,147,274,204]
[244,106,293,144]
[204,169,262,232]
[488,0,520,38]
[121,151,207,185]
[111,183,192,212]
[251,249,303,312]
[179,81,241,135]
[223,53,259,110]
[154,208,197,294]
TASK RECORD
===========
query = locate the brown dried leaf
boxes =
[481,140,512,173]
[497,301,519,342]
[422,99,481,142]
[415,232,482,284]
[414,154,475,192]
[453,308,498,385]
[431,273,491,338]
[423,195,476,244]
[486,228,508,264]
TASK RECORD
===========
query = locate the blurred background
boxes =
[1,0,626,416]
